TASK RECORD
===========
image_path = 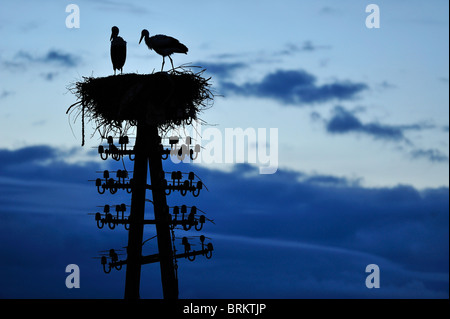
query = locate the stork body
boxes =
[139,29,188,72]
[110,26,127,75]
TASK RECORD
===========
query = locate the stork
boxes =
[110,26,127,75]
[139,29,188,72]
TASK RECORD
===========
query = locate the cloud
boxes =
[0,145,98,183]
[193,61,246,79]
[220,70,368,105]
[0,90,14,99]
[92,0,151,15]
[319,6,338,15]
[410,148,449,163]
[4,50,81,70]
[0,146,448,298]
[41,72,59,81]
[325,106,435,142]
[275,41,332,56]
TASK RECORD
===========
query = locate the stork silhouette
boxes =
[139,29,188,72]
[110,26,127,75]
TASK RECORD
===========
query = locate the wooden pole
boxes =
[124,123,149,299]
[147,125,178,300]
[124,123,178,299]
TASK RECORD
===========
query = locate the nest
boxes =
[67,68,213,145]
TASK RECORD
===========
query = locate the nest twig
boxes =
[67,68,213,145]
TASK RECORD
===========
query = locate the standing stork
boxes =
[110,26,127,75]
[139,29,188,72]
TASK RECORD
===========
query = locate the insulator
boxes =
[103,170,109,179]
[178,145,187,159]
[107,179,117,194]
[169,136,179,145]
[109,249,117,259]
[194,218,203,231]
[176,171,182,180]
[115,205,121,212]
[107,136,113,144]
[205,244,213,259]
[123,136,129,144]
[199,215,205,224]
[104,205,110,213]
[192,181,202,197]
[194,144,200,153]
[95,178,102,187]
[101,256,107,265]
[105,213,112,222]
[183,180,190,187]
[116,170,122,178]
[200,235,205,243]
[182,237,188,246]
[173,206,179,215]
[184,213,194,230]
[188,172,195,180]
[171,171,176,180]
[95,212,101,221]
[118,136,127,145]
[99,145,108,160]
[181,205,187,214]
[191,206,197,214]
[120,203,126,212]
[186,136,192,144]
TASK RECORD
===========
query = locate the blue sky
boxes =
[0,0,448,298]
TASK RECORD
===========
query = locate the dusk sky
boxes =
[0,0,448,298]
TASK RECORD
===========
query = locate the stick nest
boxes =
[67,69,213,145]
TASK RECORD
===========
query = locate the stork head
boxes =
[139,29,149,44]
[110,26,119,41]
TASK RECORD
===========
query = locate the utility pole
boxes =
[68,68,214,300]
[93,124,213,299]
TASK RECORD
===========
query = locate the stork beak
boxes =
[139,34,144,44]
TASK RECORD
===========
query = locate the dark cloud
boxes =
[319,6,338,14]
[0,90,14,99]
[4,50,81,69]
[325,106,435,142]
[0,146,448,298]
[41,72,59,81]
[0,145,99,184]
[92,0,150,15]
[0,145,57,166]
[410,148,449,163]
[193,61,246,79]
[220,70,368,105]
[275,41,331,56]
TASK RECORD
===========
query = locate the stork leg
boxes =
[169,56,174,71]
[161,56,165,72]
